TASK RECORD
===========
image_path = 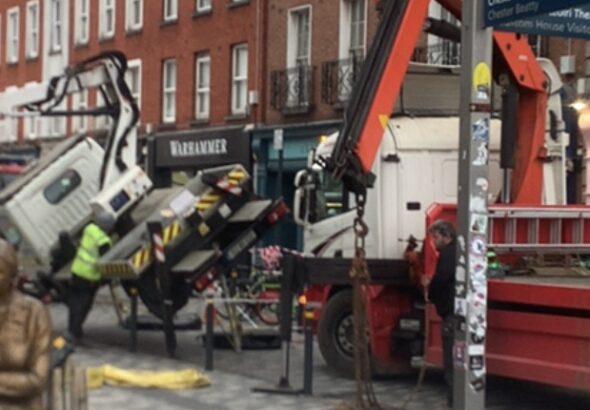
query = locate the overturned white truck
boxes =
[0,52,287,322]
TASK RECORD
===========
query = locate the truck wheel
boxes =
[318,289,355,378]
[126,269,191,318]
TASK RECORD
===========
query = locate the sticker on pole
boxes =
[473,63,492,101]
[454,341,466,369]
[472,118,489,142]
[470,236,487,256]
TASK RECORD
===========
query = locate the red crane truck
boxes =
[293,0,590,392]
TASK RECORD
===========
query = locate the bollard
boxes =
[205,300,214,371]
[129,287,138,353]
[147,221,177,358]
[302,305,314,395]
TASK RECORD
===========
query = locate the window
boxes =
[162,59,176,123]
[6,7,19,64]
[164,0,178,21]
[95,92,112,129]
[287,6,312,107]
[100,0,116,39]
[336,0,365,101]
[424,4,460,65]
[289,7,311,68]
[196,0,211,13]
[75,0,89,45]
[24,116,39,139]
[26,1,39,59]
[50,116,64,137]
[44,170,82,204]
[126,59,142,110]
[231,44,248,115]
[195,53,210,120]
[126,0,143,32]
[50,0,62,52]
[72,90,88,132]
[348,0,366,59]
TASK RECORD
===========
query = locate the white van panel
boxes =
[5,139,103,264]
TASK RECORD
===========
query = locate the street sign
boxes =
[497,6,590,40]
[484,0,590,27]
[273,128,284,151]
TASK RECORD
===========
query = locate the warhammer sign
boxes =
[169,138,228,157]
[155,128,251,170]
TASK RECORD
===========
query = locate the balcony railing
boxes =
[270,65,315,114]
[413,42,461,66]
[321,56,364,106]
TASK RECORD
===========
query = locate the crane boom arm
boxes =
[331,0,549,204]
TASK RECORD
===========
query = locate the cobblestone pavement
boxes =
[48,290,590,410]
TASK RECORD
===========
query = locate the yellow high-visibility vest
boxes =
[71,223,112,282]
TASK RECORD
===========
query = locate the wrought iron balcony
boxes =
[321,56,364,106]
[270,65,315,114]
[412,41,461,66]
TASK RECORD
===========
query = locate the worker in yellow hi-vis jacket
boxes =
[68,211,114,342]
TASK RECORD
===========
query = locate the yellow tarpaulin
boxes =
[87,365,210,390]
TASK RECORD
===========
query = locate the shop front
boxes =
[145,126,252,188]
[252,120,341,250]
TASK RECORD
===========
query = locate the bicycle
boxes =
[212,266,281,327]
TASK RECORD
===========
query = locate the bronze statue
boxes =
[0,239,52,409]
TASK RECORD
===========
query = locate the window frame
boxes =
[26,1,39,59]
[195,53,211,120]
[163,0,178,22]
[72,90,89,133]
[196,0,212,13]
[100,0,116,40]
[44,169,82,205]
[6,7,19,64]
[162,59,177,123]
[126,0,143,32]
[231,44,248,115]
[50,0,62,52]
[75,0,89,45]
[126,59,142,111]
[287,5,312,69]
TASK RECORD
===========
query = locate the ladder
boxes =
[487,205,590,254]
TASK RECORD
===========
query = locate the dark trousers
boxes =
[68,275,99,339]
[442,314,455,405]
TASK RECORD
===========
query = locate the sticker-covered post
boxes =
[455,0,492,409]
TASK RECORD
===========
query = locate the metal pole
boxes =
[277,148,284,199]
[302,305,314,395]
[455,1,492,409]
[129,287,138,353]
[205,300,214,371]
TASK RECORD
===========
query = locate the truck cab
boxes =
[296,115,502,260]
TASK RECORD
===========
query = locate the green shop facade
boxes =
[251,120,341,250]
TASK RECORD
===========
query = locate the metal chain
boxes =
[349,193,381,410]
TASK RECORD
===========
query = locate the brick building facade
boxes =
[0,0,588,247]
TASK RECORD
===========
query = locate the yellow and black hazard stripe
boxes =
[131,246,152,271]
[195,192,221,213]
[101,262,133,277]
[163,221,182,245]
[228,170,246,186]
